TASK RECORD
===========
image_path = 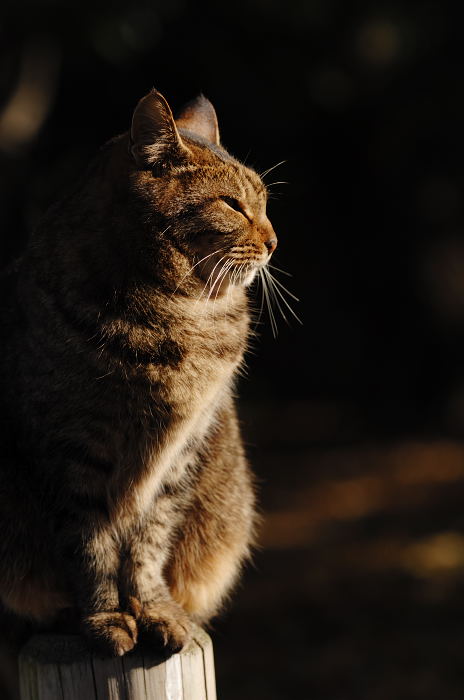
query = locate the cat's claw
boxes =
[82,611,138,657]
[128,596,191,655]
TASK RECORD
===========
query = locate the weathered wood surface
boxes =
[18,626,216,700]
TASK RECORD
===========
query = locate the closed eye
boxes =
[220,196,249,219]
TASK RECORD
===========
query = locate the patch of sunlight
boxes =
[391,443,464,484]
[261,441,464,549]
[402,532,464,575]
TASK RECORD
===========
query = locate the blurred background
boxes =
[2,0,464,697]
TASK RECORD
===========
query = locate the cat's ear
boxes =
[176,95,220,146]
[130,89,188,169]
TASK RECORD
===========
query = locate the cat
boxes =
[0,88,277,659]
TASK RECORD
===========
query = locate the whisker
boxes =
[242,148,252,166]
[259,267,278,338]
[263,267,289,325]
[264,267,303,325]
[233,262,244,286]
[199,258,233,334]
[171,247,225,297]
[265,270,300,302]
[265,273,279,338]
[267,263,292,277]
[196,254,228,305]
[208,258,234,306]
[251,266,266,332]
[224,262,236,316]
[259,160,287,180]
[210,259,235,334]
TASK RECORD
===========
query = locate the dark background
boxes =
[2,1,464,698]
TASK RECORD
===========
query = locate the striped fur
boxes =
[0,90,276,658]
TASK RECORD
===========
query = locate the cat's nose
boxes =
[260,215,278,255]
[264,237,278,255]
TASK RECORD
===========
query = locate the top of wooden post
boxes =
[19,625,216,700]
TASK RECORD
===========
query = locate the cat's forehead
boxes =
[176,141,266,202]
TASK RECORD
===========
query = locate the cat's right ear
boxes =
[130,89,188,169]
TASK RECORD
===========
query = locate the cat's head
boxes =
[127,89,277,293]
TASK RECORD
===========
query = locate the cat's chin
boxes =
[241,267,259,287]
[225,264,259,288]
[200,263,259,292]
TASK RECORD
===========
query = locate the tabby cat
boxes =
[0,88,277,658]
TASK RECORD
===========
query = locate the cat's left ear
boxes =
[176,95,220,146]
[130,89,189,169]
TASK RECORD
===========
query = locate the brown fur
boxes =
[0,89,277,660]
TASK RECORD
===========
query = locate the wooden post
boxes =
[18,626,216,700]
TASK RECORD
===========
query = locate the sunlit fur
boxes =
[0,89,281,662]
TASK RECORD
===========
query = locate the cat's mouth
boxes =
[199,254,265,294]
[227,262,260,287]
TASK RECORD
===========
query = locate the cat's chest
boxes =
[113,333,241,519]
[143,310,246,410]
[104,302,248,517]
[162,340,239,407]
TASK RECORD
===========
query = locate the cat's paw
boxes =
[128,596,191,655]
[82,611,138,656]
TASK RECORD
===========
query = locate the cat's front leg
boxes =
[122,494,192,655]
[56,509,137,656]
